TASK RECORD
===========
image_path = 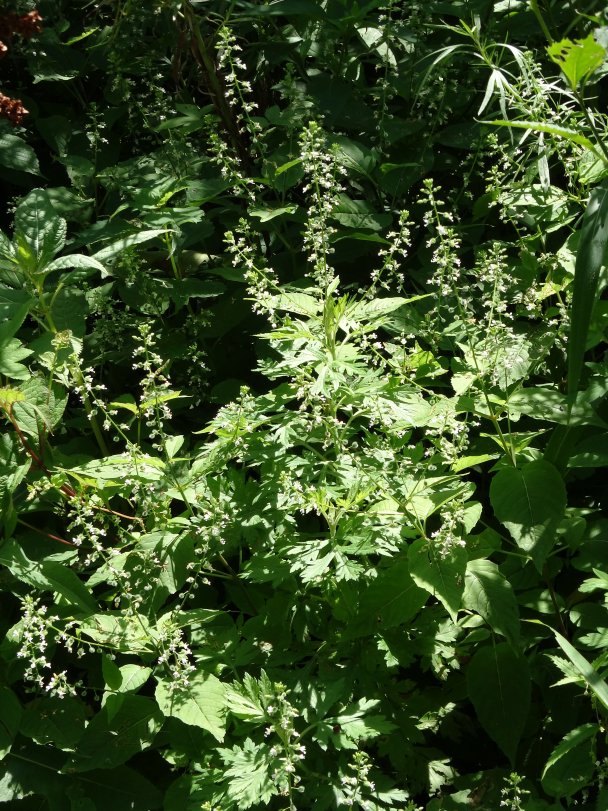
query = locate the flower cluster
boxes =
[225,220,279,321]
[0,9,41,125]
[265,682,306,801]
[0,9,42,55]
[155,614,196,690]
[300,121,346,287]
[0,91,28,124]
[132,323,174,452]
[339,751,378,808]
[13,595,78,698]
[500,772,530,810]
[216,25,261,143]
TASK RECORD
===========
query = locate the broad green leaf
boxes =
[463,559,520,646]
[467,642,530,764]
[408,539,466,621]
[345,559,427,639]
[63,694,163,773]
[541,723,598,797]
[43,253,107,276]
[506,385,606,427]
[0,540,96,614]
[547,35,606,91]
[218,738,277,809]
[0,339,32,380]
[13,189,67,272]
[20,697,86,750]
[490,460,566,570]
[568,182,608,398]
[0,688,21,760]
[79,613,155,654]
[155,671,226,742]
[0,287,34,344]
[0,134,40,175]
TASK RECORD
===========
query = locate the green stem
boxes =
[529,0,554,44]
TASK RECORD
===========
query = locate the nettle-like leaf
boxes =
[463,559,520,646]
[314,698,396,750]
[155,671,227,742]
[13,189,67,273]
[218,738,278,809]
[547,34,606,91]
[408,539,466,621]
[490,460,566,571]
[541,723,599,798]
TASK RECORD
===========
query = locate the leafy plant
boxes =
[1,0,608,809]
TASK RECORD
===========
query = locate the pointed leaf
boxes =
[13,189,66,271]
[408,539,466,620]
[63,695,163,773]
[467,642,530,764]
[568,181,608,397]
[463,559,520,645]
[541,723,598,797]
[490,460,566,570]
[155,671,226,742]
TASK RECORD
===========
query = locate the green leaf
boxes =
[568,181,608,398]
[506,385,606,427]
[63,694,163,772]
[547,35,606,91]
[345,559,427,639]
[0,287,34,344]
[20,697,86,750]
[467,642,530,765]
[490,460,566,570]
[463,559,520,646]
[13,189,67,272]
[0,539,96,614]
[541,723,598,797]
[408,539,466,621]
[552,629,608,711]
[218,738,278,809]
[43,253,107,276]
[0,688,21,760]
[0,134,40,175]
[92,229,168,264]
[155,671,227,742]
[0,339,32,380]
[483,119,595,149]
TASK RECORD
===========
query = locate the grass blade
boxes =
[568,181,608,398]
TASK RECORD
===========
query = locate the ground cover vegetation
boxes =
[0,0,607,807]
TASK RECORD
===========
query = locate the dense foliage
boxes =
[1,0,608,808]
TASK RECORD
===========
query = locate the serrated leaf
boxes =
[408,539,466,621]
[548,35,606,91]
[552,629,608,711]
[463,559,520,646]
[14,189,66,272]
[467,642,530,764]
[155,671,226,742]
[218,738,277,809]
[0,134,40,175]
[541,723,598,797]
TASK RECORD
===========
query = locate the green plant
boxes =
[1,1,608,809]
